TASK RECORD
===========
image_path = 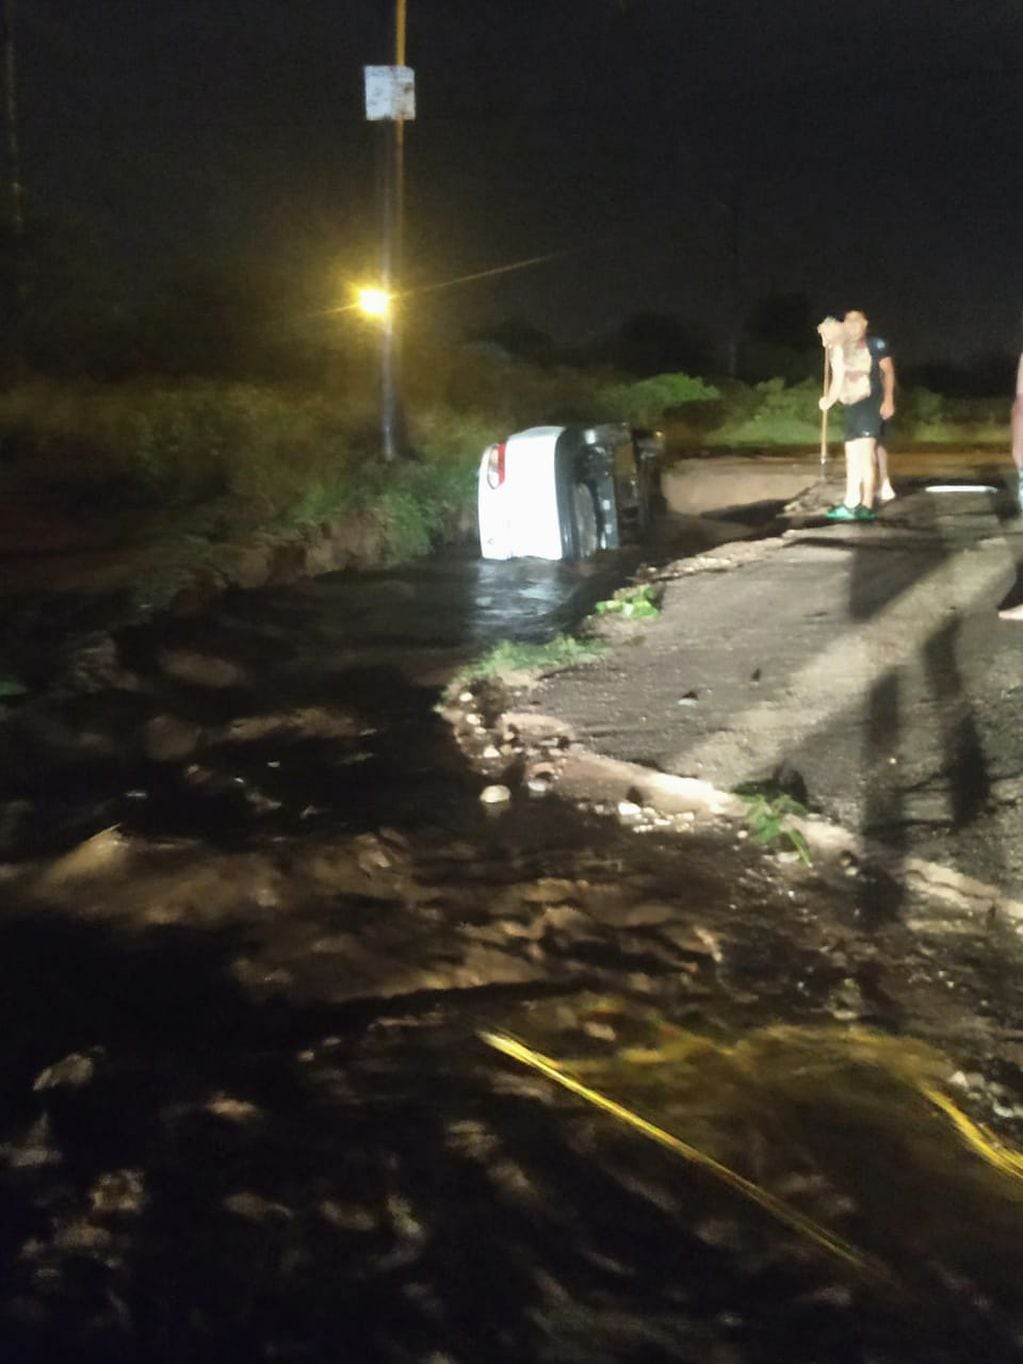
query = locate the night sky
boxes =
[19,0,1023,364]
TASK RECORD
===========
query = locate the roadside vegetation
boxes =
[0,362,1005,532]
[592,582,662,620]
[453,634,607,690]
[0,260,1011,606]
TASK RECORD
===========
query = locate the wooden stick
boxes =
[819,347,830,472]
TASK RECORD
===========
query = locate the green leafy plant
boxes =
[458,634,606,685]
[596,371,720,427]
[593,582,662,620]
[739,791,812,866]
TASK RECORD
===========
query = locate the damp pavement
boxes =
[3,495,1023,1360]
[535,476,1023,904]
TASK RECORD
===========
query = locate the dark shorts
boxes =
[843,397,884,442]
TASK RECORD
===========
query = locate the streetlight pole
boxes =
[2,0,24,238]
[379,0,407,462]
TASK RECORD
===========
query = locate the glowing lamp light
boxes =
[357,287,392,319]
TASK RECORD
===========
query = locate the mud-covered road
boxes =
[2,498,1023,1362]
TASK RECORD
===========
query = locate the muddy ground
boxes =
[2,481,1023,1360]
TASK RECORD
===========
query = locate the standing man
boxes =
[1013,351,1023,511]
[996,351,1023,619]
[819,310,896,521]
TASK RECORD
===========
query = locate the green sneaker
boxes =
[825,503,858,521]
[852,504,877,521]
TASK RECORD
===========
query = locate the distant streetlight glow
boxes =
[357,286,391,319]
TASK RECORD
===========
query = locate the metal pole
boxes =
[379,0,407,462]
[2,0,23,237]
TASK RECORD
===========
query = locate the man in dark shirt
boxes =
[1013,352,1023,510]
[997,353,1023,619]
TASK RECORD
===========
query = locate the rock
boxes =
[617,800,643,821]
[480,784,511,805]
[224,1190,293,1222]
[521,878,578,904]
[595,900,677,929]
[34,1048,104,1092]
[158,650,248,689]
[481,744,501,760]
[61,636,136,694]
[38,829,129,887]
[142,714,201,763]
[319,1199,378,1232]
[205,1094,262,1124]
[541,903,593,933]
[662,925,722,960]
[303,538,343,577]
[89,1169,146,1216]
[1,1116,61,1169]
[828,976,865,1020]
[0,799,34,855]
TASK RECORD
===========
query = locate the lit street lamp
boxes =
[357,287,392,320]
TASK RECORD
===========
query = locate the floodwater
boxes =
[2,516,1023,1362]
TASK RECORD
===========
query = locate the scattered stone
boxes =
[465,713,483,729]
[541,903,592,934]
[828,976,866,1020]
[1,1116,61,1169]
[481,744,501,760]
[356,840,392,873]
[89,1169,146,1217]
[0,799,34,855]
[319,1199,378,1232]
[206,1094,263,1124]
[617,800,643,821]
[224,1191,293,1222]
[158,650,248,689]
[61,636,139,694]
[521,878,578,904]
[34,1048,103,1092]
[479,784,511,805]
[142,714,202,763]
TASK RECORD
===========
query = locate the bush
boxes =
[596,371,720,427]
[0,380,357,506]
[707,377,822,446]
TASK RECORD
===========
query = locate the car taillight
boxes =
[485,441,507,490]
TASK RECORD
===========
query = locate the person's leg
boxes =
[843,438,860,508]
[876,443,895,501]
[848,436,876,509]
[1011,394,1023,508]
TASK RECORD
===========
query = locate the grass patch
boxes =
[738,791,812,865]
[593,582,662,620]
[459,634,606,685]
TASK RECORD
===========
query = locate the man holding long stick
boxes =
[818,310,896,521]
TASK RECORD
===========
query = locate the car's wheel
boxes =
[571,483,600,559]
[636,472,653,537]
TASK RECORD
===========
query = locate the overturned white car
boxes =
[477,423,663,562]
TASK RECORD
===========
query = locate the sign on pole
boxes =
[364,66,416,121]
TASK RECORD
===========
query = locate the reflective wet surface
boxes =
[2,512,1023,1361]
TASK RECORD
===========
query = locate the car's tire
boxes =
[571,483,600,560]
[636,473,653,537]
